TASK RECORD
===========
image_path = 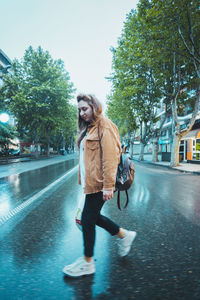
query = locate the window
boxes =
[196,139,200,160]
[181,124,187,130]
[179,141,184,152]
[161,130,166,137]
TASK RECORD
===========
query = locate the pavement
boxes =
[132,153,200,175]
[1,152,200,299]
[0,153,78,178]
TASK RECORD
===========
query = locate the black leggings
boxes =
[81,191,120,257]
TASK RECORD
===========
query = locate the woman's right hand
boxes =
[103,189,113,201]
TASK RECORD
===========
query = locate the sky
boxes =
[1,0,138,109]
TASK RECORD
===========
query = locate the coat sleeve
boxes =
[100,122,121,190]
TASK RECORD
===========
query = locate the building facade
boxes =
[0,49,12,86]
[158,100,200,163]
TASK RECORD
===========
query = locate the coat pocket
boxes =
[86,139,99,150]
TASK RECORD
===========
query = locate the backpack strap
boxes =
[97,122,102,152]
[117,190,129,210]
[98,123,129,211]
[97,122,103,165]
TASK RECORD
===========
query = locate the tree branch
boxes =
[187,9,200,57]
[178,15,200,65]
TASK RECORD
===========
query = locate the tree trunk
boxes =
[47,143,50,156]
[139,142,145,161]
[62,134,66,149]
[46,133,50,156]
[152,136,159,162]
[130,139,134,158]
[128,131,134,158]
[34,134,40,158]
[170,134,181,167]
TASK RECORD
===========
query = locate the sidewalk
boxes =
[132,153,200,175]
[0,153,78,178]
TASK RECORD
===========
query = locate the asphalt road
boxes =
[0,160,200,300]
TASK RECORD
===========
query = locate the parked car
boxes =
[8,148,20,156]
[59,149,66,155]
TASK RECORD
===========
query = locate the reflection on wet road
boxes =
[0,159,78,219]
[0,161,200,299]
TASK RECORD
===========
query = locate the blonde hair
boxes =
[76,94,102,148]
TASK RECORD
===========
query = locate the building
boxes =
[0,49,15,127]
[181,118,200,162]
[0,49,12,86]
[0,49,19,152]
[158,99,200,163]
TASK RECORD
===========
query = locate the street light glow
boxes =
[0,113,10,123]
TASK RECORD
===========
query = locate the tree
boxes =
[107,9,162,160]
[57,104,77,152]
[108,0,200,166]
[139,0,200,166]
[1,46,76,156]
[0,122,17,158]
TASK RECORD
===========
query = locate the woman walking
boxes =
[63,94,137,277]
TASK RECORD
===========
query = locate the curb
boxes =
[0,154,77,166]
[0,157,50,165]
[132,158,200,176]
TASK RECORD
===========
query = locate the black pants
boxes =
[81,191,120,257]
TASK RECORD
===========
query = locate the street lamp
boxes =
[0,112,10,123]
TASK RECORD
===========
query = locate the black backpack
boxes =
[115,153,135,210]
[98,125,135,210]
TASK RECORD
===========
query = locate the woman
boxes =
[63,94,137,277]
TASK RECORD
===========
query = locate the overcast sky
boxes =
[1,0,138,109]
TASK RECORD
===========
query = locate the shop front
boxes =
[159,139,172,161]
[181,129,200,163]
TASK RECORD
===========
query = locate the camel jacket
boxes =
[79,114,121,194]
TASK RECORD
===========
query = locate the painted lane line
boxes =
[0,165,78,226]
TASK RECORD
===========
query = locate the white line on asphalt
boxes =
[0,165,78,227]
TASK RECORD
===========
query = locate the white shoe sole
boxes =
[63,267,95,277]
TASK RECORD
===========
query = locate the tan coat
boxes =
[79,114,121,194]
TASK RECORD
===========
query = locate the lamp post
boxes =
[0,112,10,123]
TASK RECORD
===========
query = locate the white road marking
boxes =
[0,165,78,226]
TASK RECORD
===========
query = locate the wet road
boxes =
[0,160,200,300]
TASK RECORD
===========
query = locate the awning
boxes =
[159,139,171,145]
[182,129,200,140]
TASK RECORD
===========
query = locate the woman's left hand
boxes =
[103,190,113,201]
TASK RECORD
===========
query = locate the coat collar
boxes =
[88,114,103,128]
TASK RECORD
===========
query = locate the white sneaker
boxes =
[63,257,83,271]
[63,257,95,277]
[118,230,137,257]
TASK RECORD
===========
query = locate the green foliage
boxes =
[107,9,162,142]
[107,0,200,146]
[1,46,76,151]
[106,89,137,136]
[0,122,17,149]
